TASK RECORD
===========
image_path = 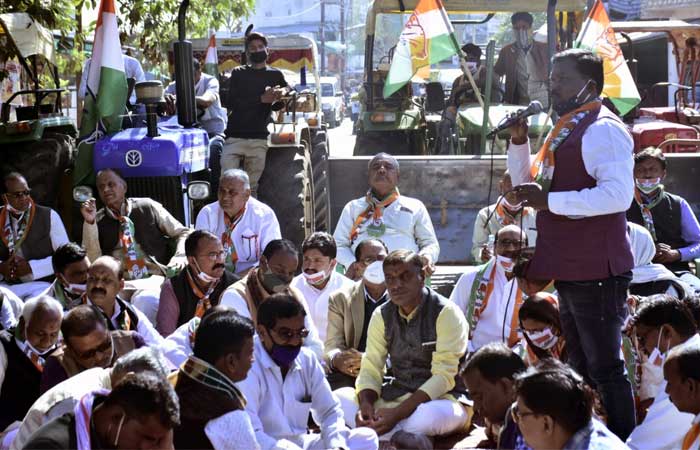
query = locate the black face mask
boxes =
[552,79,594,117]
[249,50,268,64]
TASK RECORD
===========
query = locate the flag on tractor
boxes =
[575,0,640,116]
[382,0,460,99]
[73,0,128,186]
[204,34,219,78]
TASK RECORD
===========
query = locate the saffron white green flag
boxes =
[204,34,219,78]
[383,0,460,98]
[575,0,640,115]
[74,0,127,186]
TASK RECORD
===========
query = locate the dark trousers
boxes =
[555,272,636,441]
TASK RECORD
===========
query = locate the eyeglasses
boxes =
[6,190,31,199]
[496,239,523,248]
[359,257,384,265]
[198,251,226,260]
[511,403,538,424]
[271,327,309,341]
[75,335,113,360]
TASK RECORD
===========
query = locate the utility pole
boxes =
[320,0,326,76]
[340,0,346,91]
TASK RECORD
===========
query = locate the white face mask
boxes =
[496,255,514,273]
[303,269,330,286]
[466,61,478,73]
[638,326,669,399]
[363,260,385,285]
[635,178,662,194]
[60,275,86,296]
[501,197,523,211]
[525,327,559,350]
[23,324,57,356]
[192,258,219,284]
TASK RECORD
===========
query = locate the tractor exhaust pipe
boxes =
[174,0,196,128]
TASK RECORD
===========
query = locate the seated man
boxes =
[344,238,388,282]
[663,339,700,450]
[70,256,163,347]
[174,307,258,449]
[627,147,700,291]
[333,153,439,276]
[450,225,527,352]
[238,293,379,450]
[195,169,281,276]
[471,172,537,262]
[156,230,239,336]
[325,239,388,390]
[513,360,627,450]
[165,58,228,193]
[0,296,62,433]
[339,250,470,448]
[461,342,527,449]
[23,372,180,450]
[40,304,145,393]
[0,172,69,300]
[626,295,698,450]
[220,239,323,359]
[12,347,170,450]
[81,169,191,322]
[290,232,354,342]
[36,242,89,309]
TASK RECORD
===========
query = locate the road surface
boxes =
[327,117,356,158]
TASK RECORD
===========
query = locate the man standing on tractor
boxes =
[221,31,290,196]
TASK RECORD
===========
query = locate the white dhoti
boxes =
[0,282,51,302]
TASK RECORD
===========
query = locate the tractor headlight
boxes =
[187,181,211,200]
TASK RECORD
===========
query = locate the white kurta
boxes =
[333,195,440,269]
[158,317,196,368]
[290,271,354,342]
[84,297,164,347]
[195,198,281,275]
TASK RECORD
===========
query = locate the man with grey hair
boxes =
[10,347,171,450]
[333,153,440,276]
[0,296,62,435]
[195,169,281,276]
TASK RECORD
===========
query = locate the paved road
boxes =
[327,117,356,158]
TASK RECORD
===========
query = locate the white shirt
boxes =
[333,195,440,269]
[219,287,324,362]
[0,286,21,329]
[205,410,260,450]
[290,271,354,342]
[470,203,538,262]
[0,208,69,282]
[159,317,196,368]
[85,297,164,347]
[79,55,145,104]
[165,73,227,136]
[237,337,349,450]
[10,368,112,450]
[195,198,281,275]
[507,109,634,218]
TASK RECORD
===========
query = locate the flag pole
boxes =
[575,0,599,47]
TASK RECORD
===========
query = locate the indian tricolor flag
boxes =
[575,0,640,115]
[383,0,459,98]
[204,34,219,78]
[74,0,127,186]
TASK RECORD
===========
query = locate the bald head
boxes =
[20,296,62,353]
[495,225,526,259]
[91,256,122,277]
[368,153,400,198]
[22,296,63,325]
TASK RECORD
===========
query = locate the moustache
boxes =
[212,264,225,270]
[90,287,106,296]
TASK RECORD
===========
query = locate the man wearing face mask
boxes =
[624,295,698,450]
[35,243,90,309]
[325,239,388,390]
[494,12,548,105]
[156,230,240,337]
[238,293,379,450]
[451,225,527,353]
[290,232,354,342]
[471,172,537,263]
[0,173,69,300]
[627,147,700,292]
[221,31,290,196]
[220,239,324,360]
[508,48,636,440]
[0,296,62,436]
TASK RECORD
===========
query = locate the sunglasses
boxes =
[6,190,31,199]
[75,336,113,360]
[271,327,309,341]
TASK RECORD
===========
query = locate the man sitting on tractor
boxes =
[0,173,69,300]
[80,169,191,323]
[221,31,290,196]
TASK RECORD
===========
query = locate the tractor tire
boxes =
[310,136,330,232]
[258,145,315,247]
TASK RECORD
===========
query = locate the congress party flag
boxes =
[204,34,219,78]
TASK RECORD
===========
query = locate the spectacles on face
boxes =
[271,327,309,341]
[75,335,113,360]
[359,256,385,265]
[198,251,226,260]
[496,239,523,248]
[511,403,538,424]
[6,190,31,199]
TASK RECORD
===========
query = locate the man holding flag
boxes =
[506,28,638,448]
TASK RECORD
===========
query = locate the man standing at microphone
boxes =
[506,49,636,440]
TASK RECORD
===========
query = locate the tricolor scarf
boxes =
[185,268,217,318]
[221,207,245,273]
[682,423,700,450]
[106,203,149,281]
[494,198,527,227]
[633,186,665,241]
[75,390,110,450]
[0,202,36,256]
[530,100,602,193]
[180,356,247,407]
[349,188,400,242]
[15,331,56,372]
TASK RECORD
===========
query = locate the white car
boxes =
[319,76,344,128]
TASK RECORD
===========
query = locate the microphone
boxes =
[487,101,543,138]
